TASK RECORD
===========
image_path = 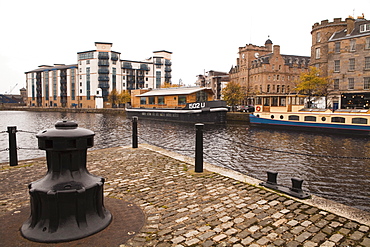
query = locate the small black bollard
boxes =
[290,177,304,193]
[21,121,112,243]
[7,126,18,166]
[260,171,310,199]
[195,123,204,173]
[132,116,138,148]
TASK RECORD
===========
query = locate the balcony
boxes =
[165,73,172,78]
[98,82,109,88]
[139,64,150,71]
[98,68,109,74]
[122,62,132,69]
[165,66,172,72]
[98,52,109,59]
[98,76,109,81]
[98,60,109,66]
[165,60,172,66]
[111,54,118,61]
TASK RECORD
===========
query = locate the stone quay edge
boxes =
[0,144,369,247]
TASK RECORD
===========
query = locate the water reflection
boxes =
[0,111,369,212]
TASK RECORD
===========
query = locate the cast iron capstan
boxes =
[21,121,112,242]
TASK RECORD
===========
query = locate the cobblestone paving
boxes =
[1,146,369,246]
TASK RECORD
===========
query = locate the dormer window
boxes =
[360,23,370,32]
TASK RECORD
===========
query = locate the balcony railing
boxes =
[98,60,109,66]
[98,83,109,88]
[98,52,109,59]
[122,62,132,69]
[111,54,118,61]
[165,60,172,66]
[98,76,109,81]
[165,66,172,72]
[165,73,172,78]
[139,64,150,71]
[98,68,109,74]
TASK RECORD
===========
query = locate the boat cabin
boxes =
[130,87,215,109]
[254,95,306,113]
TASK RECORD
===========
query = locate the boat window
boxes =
[304,116,317,122]
[196,91,207,102]
[256,97,262,105]
[289,115,299,121]
[148,97,155,105]
[352,118,368,124]
[321,117,326,121]
[263,98,270,106]
[271,115,275,119]
[140,97,146,105]
[158,96,165,105]
[178,96,186,105]
[280,115,284,119]
[331,117,345,123]
[272,97,278,106]
[280,97,286,106]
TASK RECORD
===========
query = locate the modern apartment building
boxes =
[196,70,229,100]
[311,16,370,109]
[229,39,310,105]
[25,42,172,108]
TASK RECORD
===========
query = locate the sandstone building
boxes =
[25,42,172,108]
[229,39,310,105]
[311,16,370,109]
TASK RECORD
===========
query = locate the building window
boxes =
[267,84,270,93]
[349,58,355,71]
[315,47,320,59]
[282,85,285,93]
[316,32,321,43]
[348,78,354,90]
[360,23,370,32]
[86,67,90,100]
[366,37,370,49]
[86,60,90,64]
[156,71,161,88]
[140,97,146,105]
[364,77,370,90]
[277,85,280,93]
[334,60,340,72]
[335,42,340,53]
[350,40,356,51]
[365,57,370,70]
[334,79,339,90]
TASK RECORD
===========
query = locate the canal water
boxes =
[0,111,369,212]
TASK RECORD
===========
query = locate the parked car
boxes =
[236,105,255,112]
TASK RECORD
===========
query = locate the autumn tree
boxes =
[295,67,331,108]
[222,81,245,111]
[108,89,118,108]
[117,90,131,107]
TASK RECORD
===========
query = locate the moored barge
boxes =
[250,95,370,136]
[126,87,228,124]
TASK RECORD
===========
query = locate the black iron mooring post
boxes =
[132,116,138,148]
[7,126,18,166]
[195,123,204,173]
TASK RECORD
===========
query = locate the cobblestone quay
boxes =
[1,144,370,246]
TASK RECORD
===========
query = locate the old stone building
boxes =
[229,39,310,105]
[311,16,370,109]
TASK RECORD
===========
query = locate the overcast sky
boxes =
[0,0,368,94]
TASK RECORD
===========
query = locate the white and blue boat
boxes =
[250,95,370,136]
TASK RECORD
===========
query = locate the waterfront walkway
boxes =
[1,145,370,246]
